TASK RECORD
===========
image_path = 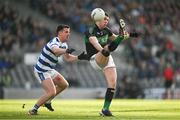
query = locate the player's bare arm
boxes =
[63,53,78,62]
[89,36,103,51]
[51,46,67,56]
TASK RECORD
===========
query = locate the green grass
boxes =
[0,99,180,120]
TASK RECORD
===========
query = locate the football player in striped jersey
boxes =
[28,24,84,115]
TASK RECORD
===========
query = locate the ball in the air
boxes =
[91,8,105,21]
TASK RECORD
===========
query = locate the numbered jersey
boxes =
[34,37,68,72]
[83,24,113,58]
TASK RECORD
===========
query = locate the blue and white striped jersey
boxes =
[34,37,68,72]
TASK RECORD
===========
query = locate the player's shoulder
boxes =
[105,26,112,32]
[51,37,60,43]
[86,24,97,34]
[46,37,60,47]
[60,42,68,49]
[47,37,60,45]
[104,26,113,35]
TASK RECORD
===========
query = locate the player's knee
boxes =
[48,90,56,97]
[112,82,116,88]
[101,49,110,57]
[108,79,117,88]
[62,81,69,89]
[65,82,69,88]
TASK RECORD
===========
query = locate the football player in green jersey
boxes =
[78,8,138,116]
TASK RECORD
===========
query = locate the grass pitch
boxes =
[0,99,180,120]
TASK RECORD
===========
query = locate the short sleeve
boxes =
[48,38,59,49]
[84,27,95,38]
[59,43,68,49]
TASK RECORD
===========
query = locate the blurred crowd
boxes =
[0,1,51,86]
[29,0,180,33]
[0,0,180,88]
[0,2,51,69]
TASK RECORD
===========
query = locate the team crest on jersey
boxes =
[98,35,108,44]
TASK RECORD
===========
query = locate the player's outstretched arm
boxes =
[63,50,90,62]
[62,48,77,62]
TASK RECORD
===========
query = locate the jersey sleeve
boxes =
[60,43,68,49]
[49,38,59,49]
[84,27,95,38]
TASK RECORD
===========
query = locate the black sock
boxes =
[108,35,124,51]
[103,88,115,110]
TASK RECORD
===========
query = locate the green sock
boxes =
[114,35,124,44]
[103,88,115,110]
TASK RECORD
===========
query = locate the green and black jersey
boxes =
[83,24,113,59]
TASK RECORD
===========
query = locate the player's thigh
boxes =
[51,69,69,87]
[34,71,56,94]
[41,78,56,94]
[90,53,109,70]
[34,71,51,83]
[95,52,109,67]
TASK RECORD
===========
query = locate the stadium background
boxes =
[0,0,180,99]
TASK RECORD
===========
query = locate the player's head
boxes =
[95,12,110,29]
[56,24,70,42]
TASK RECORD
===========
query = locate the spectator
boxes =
[163,63,175,99]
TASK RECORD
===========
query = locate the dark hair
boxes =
[56,24,70,34]
[105,12,109,17]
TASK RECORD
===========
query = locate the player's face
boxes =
[99,16,109,28]
[59,28,70,42]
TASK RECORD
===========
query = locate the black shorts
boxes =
[165,80,173,89]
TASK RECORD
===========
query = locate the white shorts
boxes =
[90,54,115,71]
[34,69,59,83]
